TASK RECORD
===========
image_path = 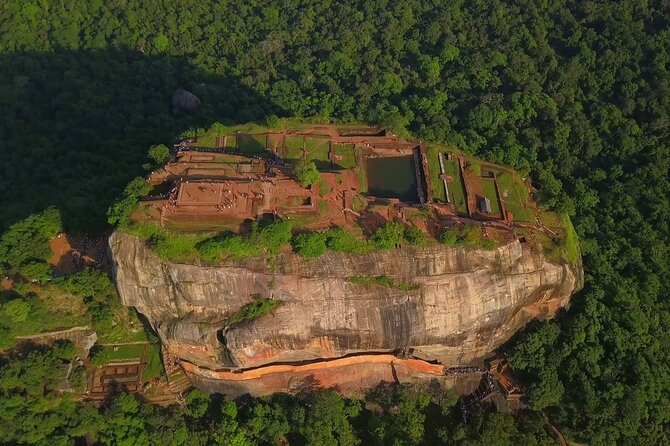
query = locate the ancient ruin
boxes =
[111,122,583,397]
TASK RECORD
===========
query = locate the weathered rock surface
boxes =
[109,232,582,395]
[171,88,201,113]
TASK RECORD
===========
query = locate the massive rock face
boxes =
[109,232,582,395]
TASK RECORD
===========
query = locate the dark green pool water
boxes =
[366,156,419,202]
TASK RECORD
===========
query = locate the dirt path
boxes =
[15,326,92,339]
[182,354,445,381]
[542,412,568,446]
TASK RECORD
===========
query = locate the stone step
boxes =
[168,376,191,393]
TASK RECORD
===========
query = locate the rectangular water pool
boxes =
[366,156,419,202]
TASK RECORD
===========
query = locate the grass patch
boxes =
[143,342,164,381]
[90,343,145,366]
[481,180,501,214]
[443,157,467,214]
[227,296,281,327]
[325,227,374,253]
[332,143,356,169]
[305,137,330,165]
[319,178,330,196]
[123,221,211,263]
[439,225,497,250]
[468,161,482,176]
[542,214,580,265]
[352,195,368,213]
[539,210,562,229]
[348,275,419,291]
[196,219,292,261]
[0,287,90,350]
[425,146,446,202]
[497,172,534,222]
[354,149,368,193]
[194,133,217,148]
[284,135,305,158]
[561,214,579,264]
[238,134,267,154]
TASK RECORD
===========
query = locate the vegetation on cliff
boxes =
[226,296,281,328]
[348,275,419,291]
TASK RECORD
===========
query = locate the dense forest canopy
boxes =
[0,0,669,445]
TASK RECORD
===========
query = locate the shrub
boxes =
[107,177,151,226]
[294,161,321,187]
[227,296,281,327]
[325,228,371,254]
[18,261,53,284]
[61,268,113,298]
[197,233,261,261]
[292,232,327,257]
[208,121,228,135]
[3,299,31,323]
[147,144,170,165]
[439,225,497,250]
[439,228,459,246]
[404,226,425,246]
[265,114,280,129]
[52,340,77,361]
[371,221,405,249]
[258,220,293,254]
[348,275,419,291]
[196,219,292,260]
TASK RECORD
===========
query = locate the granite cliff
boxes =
[109,232,582,396]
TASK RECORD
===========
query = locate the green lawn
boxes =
[481,180,501,215]
[194,133,217,148]
[223,134,237,150]
[443,157,467,214]
[284,135,304,151]
[305,137,330,168]
[425,146,446,202]
[237,134,267,153]
[332,143,356,169]
[143,343,165,380]
[354,149,368,193]
[496,172,534,222]
[123,221,213,262]
[540,210,562,229]
[90,343,145,366]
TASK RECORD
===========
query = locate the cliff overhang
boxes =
[109,231,582,396]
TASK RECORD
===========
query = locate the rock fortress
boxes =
[110,122,583,398]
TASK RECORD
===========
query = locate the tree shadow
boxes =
[0,48,282,233]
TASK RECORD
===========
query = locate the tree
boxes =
[0,208,61,270]
[326,228,371,254]
[147,144,170,165]
[184,389,210,418]
[294,161,321,187]
[152,34,169,53]
[292,232,327,257]
[404,226,425,246]
[372,221,405,249]
[18,261,52,284]
[298,390,361,446]
[107,177,151,226]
